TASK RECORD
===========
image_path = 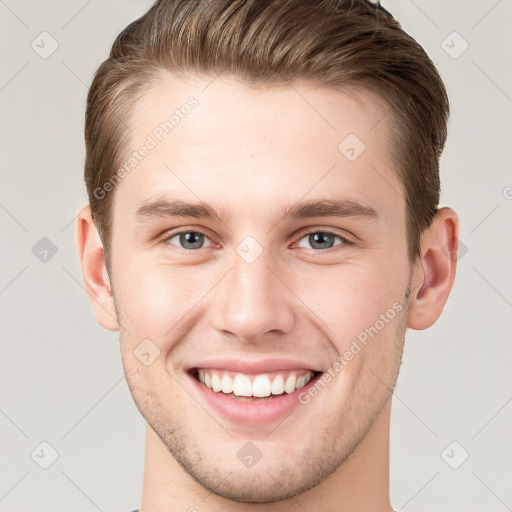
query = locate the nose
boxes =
[210,246,295,343]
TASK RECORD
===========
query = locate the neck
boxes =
[139,399,394,512]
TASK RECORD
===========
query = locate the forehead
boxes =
[130,74,392,154]
[113,74,404,227]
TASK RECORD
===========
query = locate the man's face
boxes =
[108,76,412,502]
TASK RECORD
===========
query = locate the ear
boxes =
[407,207,459,330]
[75,205,119,331]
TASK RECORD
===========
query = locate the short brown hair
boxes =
[84,0,449,269]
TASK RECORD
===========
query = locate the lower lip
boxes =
[187,371,322,425]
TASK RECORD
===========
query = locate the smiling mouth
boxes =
[189,368,322,401]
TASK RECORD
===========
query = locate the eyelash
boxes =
[159,228,352,253]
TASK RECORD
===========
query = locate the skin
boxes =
[76,75,459,512]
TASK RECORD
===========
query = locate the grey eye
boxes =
[167,231,212,250]
[296,232,345,250]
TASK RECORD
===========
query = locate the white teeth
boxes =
[252,375,272,397]
[221,374,233,394]
[284,374,296,394]
[233,374,253,396]
[211,373,222,392]
[271,375,285,395]
[196,369,315,397]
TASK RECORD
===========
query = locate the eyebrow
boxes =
[135,197,379,223]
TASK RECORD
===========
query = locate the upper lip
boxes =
[186,358,323,375]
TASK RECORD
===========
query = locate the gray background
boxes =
[1,1,511,511]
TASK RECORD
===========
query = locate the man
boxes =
[76,0,459,510]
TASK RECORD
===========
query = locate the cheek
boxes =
[292,264,405,351]
[120,260,196,306]
[113,259,224,359]
[113,261,192,337]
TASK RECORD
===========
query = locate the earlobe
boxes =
[75,206,119,331]
[407,207,459,330]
